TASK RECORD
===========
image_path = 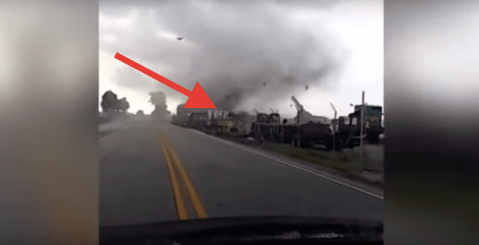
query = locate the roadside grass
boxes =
[212,133,259,145]
[98,130,116,139]
[193,128,365,174]
[263,142,363,174]
[99,116,112,125]
[98,128,124,139]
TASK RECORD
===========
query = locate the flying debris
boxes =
[305,85,308,90]
[177,37,183,41]
[263,83,267,86]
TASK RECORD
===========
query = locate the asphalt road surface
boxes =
[99,120,383,227]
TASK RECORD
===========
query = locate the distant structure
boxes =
[206,109,229,120]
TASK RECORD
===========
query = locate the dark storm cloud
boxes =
[100,0,347,111]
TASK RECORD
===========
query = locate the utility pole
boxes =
[330,102,337,151]
[360,91,365,172]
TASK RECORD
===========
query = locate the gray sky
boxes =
[99,0,383,118]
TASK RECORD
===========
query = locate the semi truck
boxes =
[250,97,384,151]
[353,105,383,144]
[250,96,337,150]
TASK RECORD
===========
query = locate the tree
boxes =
[136,110,144,116]
[149,91,170,120]
[100,90,131,115]
[116,98,130,113]
[101,90,118,112]
[149,91,167,107]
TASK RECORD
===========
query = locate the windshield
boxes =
[99,0,383,243]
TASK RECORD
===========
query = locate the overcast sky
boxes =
[99,0,383,118]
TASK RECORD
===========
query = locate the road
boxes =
[99,120,383,227]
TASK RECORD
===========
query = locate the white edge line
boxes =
[98,126,131,142]
[186,128,384,200]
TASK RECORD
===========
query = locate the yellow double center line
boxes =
[156,130,208,221]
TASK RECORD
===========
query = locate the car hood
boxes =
[100,216,383,245]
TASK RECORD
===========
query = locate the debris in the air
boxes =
[177,37,183,41]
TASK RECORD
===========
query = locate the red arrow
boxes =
[114,52,216,109]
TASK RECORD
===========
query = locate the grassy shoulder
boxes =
[206,132,365,175]
[98,130,118,139]
[263,142,364,174]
